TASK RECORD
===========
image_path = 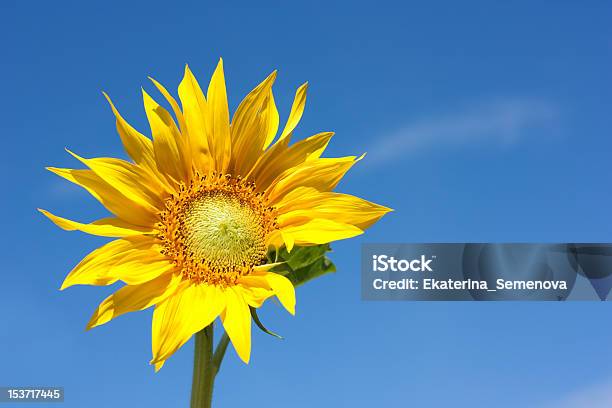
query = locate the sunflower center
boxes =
[183,192,267,270]
[158,174,277,286]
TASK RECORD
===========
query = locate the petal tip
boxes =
[37,208,53,220]
[64,148,80,161]
[150,357,164,370]
[101,92,118,113]
[147,76,162,87]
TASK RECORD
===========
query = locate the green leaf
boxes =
[250,306,283,339]
[282,244,332,270]
[267,244,336,287]
[287,256,336,286]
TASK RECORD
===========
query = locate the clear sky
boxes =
[1,0,612,407]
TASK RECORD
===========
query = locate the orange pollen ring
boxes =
[157,172,278,286]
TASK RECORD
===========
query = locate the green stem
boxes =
[190,325,215,408]
[212,333,230,374]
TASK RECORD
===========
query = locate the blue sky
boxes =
[1,0,612,406]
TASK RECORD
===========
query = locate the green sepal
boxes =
[249,306,283,339]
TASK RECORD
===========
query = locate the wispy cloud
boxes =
[537,378,612,408]
[365,98,559,165]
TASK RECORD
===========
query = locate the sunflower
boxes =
[40,59,391,370]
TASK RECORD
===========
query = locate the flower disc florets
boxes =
[158,173,278,286]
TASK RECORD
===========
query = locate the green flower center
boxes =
[182,192,267,271]
[158,174,278,286]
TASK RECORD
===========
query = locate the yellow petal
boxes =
[151,284,225,364]
[280,230,295,252]
[272,185,315,205]
[207,58,231,173]
[276,188,392,230]
[87,272,183,329]
[250,272,295,315]
[230,71,277,176]
[235,285,272,308]
[38,209,151,237]
[178,65,212,173]
[266,155,361,203]
[246,137,289,184]
[236,275,274,308]
[252,262,287,272]
[274,218,363,251]
[265,230,285,250]
[262,90,280,149]
[148,77,187,133]
[231,71,276,140]
[239,88,278,176]
[278,82,308,142]
[109,251,174,286]
[142,90,187,183]
[46,166,158,227]
[221,287,251,363]
[250,132,334,191]
[102,92,158,172]
[148,77,193,178]
[60,236,160,289]
[154,361,165,372]
[66,150,163,213]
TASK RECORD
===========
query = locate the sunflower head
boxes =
[40,59,391,369]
